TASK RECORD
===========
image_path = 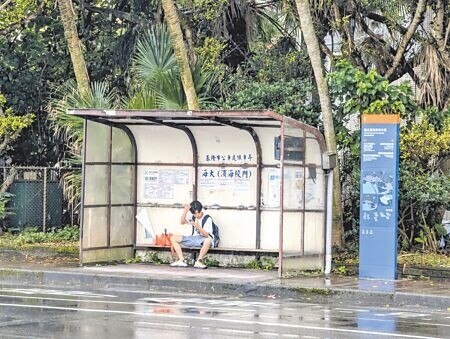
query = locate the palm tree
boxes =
[50,25,221,207]
[57,0,91,97]
[295,0,344,246]
[161,0,199,110]
[129,25,219,110]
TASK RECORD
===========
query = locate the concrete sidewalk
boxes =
[0,261,449,309]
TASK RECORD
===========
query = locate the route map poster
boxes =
[359,114,400,280]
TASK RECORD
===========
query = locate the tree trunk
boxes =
[384,0,427,80]
[161,0,199,110]
[57,0,91,97]
[1,167,17,193]
[295,0,344,247]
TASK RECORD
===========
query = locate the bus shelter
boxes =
[69,109,332,277]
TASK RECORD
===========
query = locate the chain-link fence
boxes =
[0,166,81,232]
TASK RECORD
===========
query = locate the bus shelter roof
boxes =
[68,109,324,145]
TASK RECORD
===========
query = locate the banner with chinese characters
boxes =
[199,167,252,191]
[359,114,400,280]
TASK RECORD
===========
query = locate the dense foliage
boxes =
[0,0,448,254]
[399,115,450,251]
[221,42,321,125]
[328,61,450,251]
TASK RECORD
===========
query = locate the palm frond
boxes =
[132,24,178,87]
[48,80,116,152]
[155,70,188,109]
[61,153,82,209]
[124,88,159,109]
[416,44,450,110]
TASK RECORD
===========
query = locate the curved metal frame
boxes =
[73,109,328,272]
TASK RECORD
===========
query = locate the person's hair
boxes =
[189,200,202,214]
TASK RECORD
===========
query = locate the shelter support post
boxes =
[324,168,333,274]
[322,151,336,275]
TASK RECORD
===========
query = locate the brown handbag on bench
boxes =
[154,229,175,257]
[155,229,173,246]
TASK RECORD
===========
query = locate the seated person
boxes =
[170,200,215,269]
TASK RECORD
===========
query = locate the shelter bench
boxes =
[135,245,278,264]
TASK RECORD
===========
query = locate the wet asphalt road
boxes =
[0,285,448,339]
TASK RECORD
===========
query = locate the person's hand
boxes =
[193,220,200,229]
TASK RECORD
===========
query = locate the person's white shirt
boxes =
[185,210,213,236]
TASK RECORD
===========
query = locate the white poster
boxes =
[143,169,190,199]
[175,170,189,184]
[136,209,154,240]
[266,168,304,208]
[143,170,160,199]
[267,168,280,207]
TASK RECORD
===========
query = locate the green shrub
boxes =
[143,252,164,264]
[202,257,219,267]
[125,256,142,264]
[245,257,276,270]
[0,192,14,221]
[7,225,79,245]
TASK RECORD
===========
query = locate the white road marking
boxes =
[258,333,278,337]
[0,302,442,339]
[334,308,369,312]
[217,328,254,335]
[140,297,278,308]
[0,294,256,313]
[381,312,429,318]
[134,321,190,329]
[415,322,450,327]
[0,288,116,298]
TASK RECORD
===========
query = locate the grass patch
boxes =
[202,257,219,267]
[397,252,450,268]
[125,256,142,264]
[0,226,79,254]
[245,257,276,270]
[334,249,450,269]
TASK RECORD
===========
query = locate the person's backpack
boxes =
[201,214,220,247]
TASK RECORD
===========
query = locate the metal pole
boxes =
[43,168,47,232]
[324,168,333,275]
[278,121,286,278]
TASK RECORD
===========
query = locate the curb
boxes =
[0,268,449,309]
[334,263,450,280]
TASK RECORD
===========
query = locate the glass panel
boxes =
[112,127,134,163]
[86,121,110,162]
[84,165,109,205]
[305,138,322,164]
[305,167,325,210]
[283,166,304,210]
[82,207,108,248]
[110,206,134,246]
[304,212,325,254]
[280,122,305,276]
[111,165,134,204]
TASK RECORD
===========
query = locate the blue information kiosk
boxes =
[359,114,400,280]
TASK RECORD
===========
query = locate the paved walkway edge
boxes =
[1,267,449,309]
